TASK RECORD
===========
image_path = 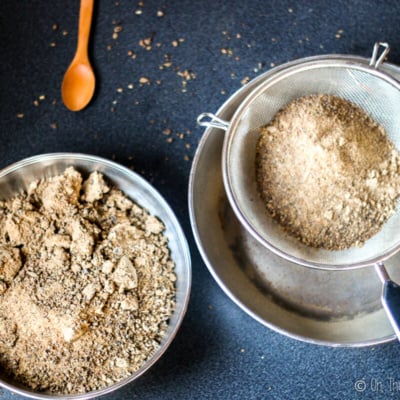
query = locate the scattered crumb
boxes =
[220,47,233,56]
[139,37,153,51]
[127,50,137,59]
[335,29,344,39]
[139,76,151,85]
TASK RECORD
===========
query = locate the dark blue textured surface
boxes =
[1,1,400,399]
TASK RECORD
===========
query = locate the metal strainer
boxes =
[197,42,400,339]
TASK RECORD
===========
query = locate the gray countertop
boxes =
[1,0,400,399]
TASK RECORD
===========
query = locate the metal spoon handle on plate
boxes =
[375,263,400,339]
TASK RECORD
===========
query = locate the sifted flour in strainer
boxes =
[197,42,400,339]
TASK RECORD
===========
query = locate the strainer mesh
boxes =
[226,62,400,267]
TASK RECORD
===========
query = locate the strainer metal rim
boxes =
[222,57,400,271]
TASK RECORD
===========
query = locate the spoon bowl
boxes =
[62,61,95,111]
[61,0,95,111]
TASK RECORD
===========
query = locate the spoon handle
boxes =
[375,263,400,340]
[76,0,94,59]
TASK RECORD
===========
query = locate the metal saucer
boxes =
[189,55,400,346]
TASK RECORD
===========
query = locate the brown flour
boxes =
[255,94,400,250]
[0,167,176,393]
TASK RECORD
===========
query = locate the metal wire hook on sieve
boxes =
[197,112,230,130]
[369,42,390,69]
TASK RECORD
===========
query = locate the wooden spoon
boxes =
[61,0,95,111]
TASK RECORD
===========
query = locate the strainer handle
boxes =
[369,42,390,69]
[375,262,400,340]
[197,113,230,131]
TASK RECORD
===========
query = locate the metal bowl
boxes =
[190,55,400,346]
[0,153,191,399]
